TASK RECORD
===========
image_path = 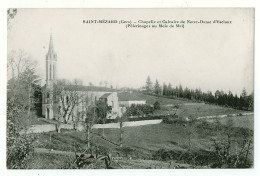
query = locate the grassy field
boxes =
[27,153,74,169]
[27,152,192,169]
[134,92,249,118]
[134,92,188,105]
[34,117,253,167]
[36,123,210,155]
[207,115,254,130]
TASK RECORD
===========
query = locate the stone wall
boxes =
[20,119,163,134]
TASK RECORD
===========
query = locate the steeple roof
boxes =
[46,34,57,60]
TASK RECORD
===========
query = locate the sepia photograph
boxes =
[6,8,254,169]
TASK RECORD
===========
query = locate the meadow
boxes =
[133,92,248,118]
[33,116,253,168]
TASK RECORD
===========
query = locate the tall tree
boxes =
[96,100,112,136]
[7,50,39,168]
[145,76,153,93]
[162,83,167,96]
[19,67,41,119]
[154,79,161,95]
[167,83,172,96]
[7,50,40,126]
[54,79,83,123]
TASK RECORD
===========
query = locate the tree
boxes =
[7,8,17,30]
[8,50,36,81]
[33,83,43,117]
[241,88,247,98]
[7,97,35,169]
[85,104,98,148]
[54,79,83,123]
[145,76,153,93]
[19,67,41,119]
[7,50,40,127]
[119,108,128,148]
[96,100,112,136]
[178,85,183,98]
[7,50,39,168]
[162,83,167,96]
[154,79,161,95]
[154,101,161,110]
[247,92,254,111]
[167,83,173,96]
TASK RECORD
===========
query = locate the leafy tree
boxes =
[96,100,112,123]
[19,67,41,118]
[7,97,36,169]
[96,100,112,136]
[7,50,41,126]
[33,84,43,117]
[6,51,39,168]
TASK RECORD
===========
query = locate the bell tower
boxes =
[46,33,57,84]
[42,34,57,119]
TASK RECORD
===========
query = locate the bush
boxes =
[124,104,154,117]
[95,145,110,156]
[117,146,135,157]
[7,134,36,169]
[7,97,36,169]
[127,115,164,122]
[152,148,246,168]
[162,115,186,126]
[153,101,161,110]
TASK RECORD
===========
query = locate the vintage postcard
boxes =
[6,8,254,169]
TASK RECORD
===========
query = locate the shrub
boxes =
[7,134,36,169]
[153,101,161,110]
[117,146,135,157]
[7,97,36,169]
[127,115,164,122]
[162,115,187,126]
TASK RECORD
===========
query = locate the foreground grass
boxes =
[36,123,209,155]
[27,153,74,169]
[35,118,253,164]
[27,152,193,169]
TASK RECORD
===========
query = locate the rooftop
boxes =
[64,85,116,92]
[100,93,112,99]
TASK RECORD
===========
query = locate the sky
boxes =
[7,8,254,95]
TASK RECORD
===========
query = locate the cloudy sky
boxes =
[7,8,254,95]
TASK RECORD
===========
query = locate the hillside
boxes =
[131,92,249,118]
[33,118,253,168]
